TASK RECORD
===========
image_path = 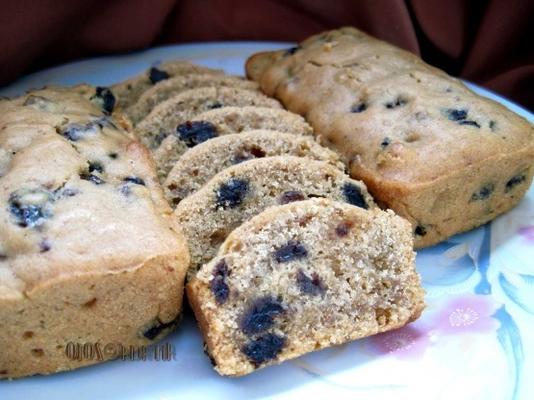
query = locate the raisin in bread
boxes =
[164,130,345,205]
[137,88,283,179]
[246,26,534,248]
[173,156,374,278]
[187,198,425,376]
[0,86,189,378]
[126,74,259,125]
[112,61,222,110]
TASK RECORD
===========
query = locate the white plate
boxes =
[1,42,533,400]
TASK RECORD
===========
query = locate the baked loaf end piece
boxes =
[187,198,425,376]
[163,130,345,205]
[0,86,190,378]
[246,27,534,247]
[174,156,375,279]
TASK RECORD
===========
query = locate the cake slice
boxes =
[164,130,345,205]
[126,74,259,125]
[111,60,222,110]
[187,198,425,376]
[173,156,375,278]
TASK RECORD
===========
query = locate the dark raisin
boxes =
[445,109,467,121]
[177,121,218,147]
[285,46,300,56]
[240,296,285,335]
[57,122,98,142]
[342,182,368,209]
[415,225,427,236]
[215,178,249,209]
[380,137,391,148]
[296,269,326,296]
[0,254,7,261]
[274,240,307,263]
[489,120,497,131]
[39,240,51,253]
[385,97,407,109]
[142,315,181,340]
[459,120,481,128]
[471,184,494,201]
[207,101,223,110]
[351,103,367,113]
[335,220,353,237]
[505,174,526,192]
[279,190,305,204]
[123,176,145,186]
[210,259,230,304]
[108,152,118,159]
[249,146,266,158]
[79,173,104,185]
[88,161,104,174]
[232,146,266,164]
[242,333,285,366]
[149,67,170,84]
[92,87,115,114]
[8,190,52,228]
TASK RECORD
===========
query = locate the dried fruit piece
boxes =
[240,296,285,335]
[210,259,230,304]
[274,241,307,263]
[215,178,249,209]
[177,121,218,147]
[241,333,285,365]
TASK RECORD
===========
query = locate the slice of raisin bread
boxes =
[245,27,534,248]
[136,88,283,179]
[164,130,345,205]
[126,74,259,125]
[173,156,374,278]
[112,61,223,110]
[187,198,425,376]
[186,106,313,136]
[0,86,189,378]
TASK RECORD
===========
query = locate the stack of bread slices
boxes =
[113,60,425,376]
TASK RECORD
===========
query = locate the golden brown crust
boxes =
[245,26,534,247]
[0,85,190,378]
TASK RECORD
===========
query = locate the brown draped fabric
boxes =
[1,0,532,110]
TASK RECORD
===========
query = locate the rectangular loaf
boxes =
[0,86,189,378]
[246,27,534,247]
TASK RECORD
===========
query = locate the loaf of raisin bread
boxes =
[187,198,425,376]
[246,27,534,247]
[0,86,189,378]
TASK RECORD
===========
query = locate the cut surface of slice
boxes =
[187,198,425,376]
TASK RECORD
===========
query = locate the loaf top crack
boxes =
[246,27,534,184]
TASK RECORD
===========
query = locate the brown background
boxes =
[1,0,532,110]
